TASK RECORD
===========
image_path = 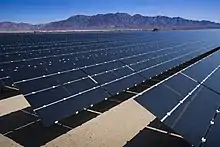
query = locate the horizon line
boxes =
[1,12,219,25]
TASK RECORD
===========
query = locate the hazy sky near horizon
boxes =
[0,0,219,24]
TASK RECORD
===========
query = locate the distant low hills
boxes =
[1,13,220,31]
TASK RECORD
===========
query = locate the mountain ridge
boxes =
[1,13,220,31]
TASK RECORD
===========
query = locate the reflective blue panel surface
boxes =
[0,30,220,126]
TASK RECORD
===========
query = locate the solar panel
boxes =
[102,74,144,95]
[204,69,220,94]
[1,30,220,127]
[36,88,110,125]
[0,70,8,81]
[16,75,60,95]
[0,80,4,88]
[164,73,198,96]
[183,52,220,82]
[164,85,220,146]
[83,61,124,75]
[25,86,70,108]
[135,51,220,146]
[0,69,13,87]
[136,83,182,118]
[202,111,220,147]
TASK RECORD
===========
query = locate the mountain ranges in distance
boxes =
[0,13,220,31]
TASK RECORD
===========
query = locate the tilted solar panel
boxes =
[202,110,220,147]
[1,31,220,127]
[204,69,220,95]
[135,51,220,146]
[164,85,220,146]
[0,69,14,87]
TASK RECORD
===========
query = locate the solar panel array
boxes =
[1,30,220,128]
[0,66,12,88]
[135,48,220,146]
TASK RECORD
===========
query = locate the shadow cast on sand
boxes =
[0,93,130,147]
[0,107,98,147]
[124,118,191,147]
[1,92,192,147]
[0,87,20,101]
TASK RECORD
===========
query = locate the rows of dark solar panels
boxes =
[1,30,220,126]
[136,43,220,146]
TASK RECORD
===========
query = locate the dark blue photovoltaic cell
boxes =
[24,77,97,108]
[0,69,12,86]
[113,67,133,78]
[83,61,124,75]
[0,30,220,127]
[182,47,210,63]
[164,74,197,96]
[131,59,158,71]
[25,86,70,108]
[138,61,178,79]
[203,114,220,147]
[204,69,220,94]
[64,78,96,95]
[0,70,7,79]
[0,109,38,135]
[1,62,25,72]
[54,69,87,84]
[135,84,181,118]
[42,58,77,74]
[16,76,59,95]
[189,48,210,58]
[74,54,98,68]
[122,54,152,65]
[88,51,114,63]
[93,72,118,85]
[163,86,220,146]
[0,77,13,87]
[36,88,110,126]
[7,66,48,82]
[183,52,220,82]
[0,80,3,86]
[103,74,144,95]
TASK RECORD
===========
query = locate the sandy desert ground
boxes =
[0,94,187,147]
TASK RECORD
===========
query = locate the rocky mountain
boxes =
[0,22,44,31]
[0,22,33,31]
[1,13,220,31]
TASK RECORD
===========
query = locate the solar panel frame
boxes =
[163,85,220,146]
[1,30,220,127]
[36,87,110,126]
[135,49,220,146]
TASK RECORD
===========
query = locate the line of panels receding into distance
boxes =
[0,32,155,47]
[0,33,191,64]
[0,40,186,86]
[0,36,162,55]
[0,31,178,47]
[0,40,203,86]
[0,40,213,82]
[135,46,220,147]
[0,35,147,49]
[0,39,164,64]
[0,32,172,53]
[13,43,212,97]
[1,40,203,83]
[1,30,220,130]
[1,45,211,124]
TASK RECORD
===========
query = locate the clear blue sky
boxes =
[0,0,220,24]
